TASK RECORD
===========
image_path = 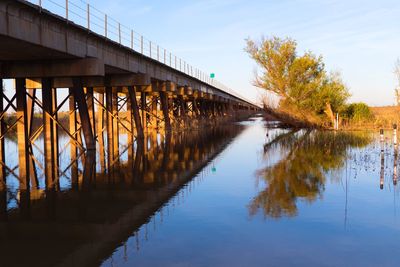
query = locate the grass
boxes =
[327,106,400,130]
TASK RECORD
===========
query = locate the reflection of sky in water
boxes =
[3,117,400,266]
[102,119,400,267]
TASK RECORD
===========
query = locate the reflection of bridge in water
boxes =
[0,125,243,266]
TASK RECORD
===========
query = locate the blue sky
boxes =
[24,0,400,106]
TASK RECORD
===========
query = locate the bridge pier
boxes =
[105,86,114,168]
[112,87,119,162]
[72,78,96,151]
[96,92,106,172]
[0,80,5,190]
[69,89,79,188]
[43,78,57,188]
[128,86,144,138]
[16,78,30,190]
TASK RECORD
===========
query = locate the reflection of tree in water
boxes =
[250,130,371,219]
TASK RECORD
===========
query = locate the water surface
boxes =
[1,117,400,267]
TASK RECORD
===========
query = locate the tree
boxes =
[245,36,349,126]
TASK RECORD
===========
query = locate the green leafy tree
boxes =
[246,36,350,126]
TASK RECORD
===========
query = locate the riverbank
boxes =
[264,105,400,130]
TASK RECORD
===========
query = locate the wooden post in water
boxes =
[380,129,384,152]
[0,80,5,190]
[141,92,147,133]
[52,87,60,189]
[26,89,38,189]
[42,78,56,188]
[87,87,96,137]
[126,92,133,161]
[112,87,119,161]
[69,89,79,187]
[16,78,30,190]
[72,78,95,151]
[151,93,158,130]
[105,86,114,167]
[128,86,143,138]
[96,92,106,172]
[160,91,171,132]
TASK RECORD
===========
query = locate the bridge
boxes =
[0,0,260,190]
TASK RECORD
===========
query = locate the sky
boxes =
[20,0,400,106]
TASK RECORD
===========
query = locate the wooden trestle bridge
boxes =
[0,0,260,191]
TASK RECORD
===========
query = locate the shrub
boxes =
[343,103,373,122]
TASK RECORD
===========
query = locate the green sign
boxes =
[212,167,217,173]
[210,73,215,79]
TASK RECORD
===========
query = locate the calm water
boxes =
[1,117,400,266]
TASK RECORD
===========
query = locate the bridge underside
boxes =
[0,0,259,191]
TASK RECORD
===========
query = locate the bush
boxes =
[343,103,373,122]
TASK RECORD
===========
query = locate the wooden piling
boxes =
[15,78,30,190]
[128,86,143,138]
[0,80,6,189]
[69,89,79,187]
[105,86,114,166]
[42,78,56,188]
[72,78,95,150]
[112,87,119,160]
[160,91,171,131]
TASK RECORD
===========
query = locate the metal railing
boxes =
[26,0,255,105]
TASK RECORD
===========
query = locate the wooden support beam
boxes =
[128,86,143,138]
[112,87,119,161]
[126,93,134,161]
[0,80,5,190]
[69,89,79,188]
[42,78,56,188]
[1,59,105,78]
[52,88,60,189]
[15,78,29,190]
[82,152,96,190]
[86,87,96,136]
[160,91,171,131]
[96,92,106,172]
[72,78,95,150]
[141,92,147,132]
[26,89,38,189]
[105,86,114,166]
[151,93,158,129]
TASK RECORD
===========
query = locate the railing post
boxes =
[38,0,42,12]
[66,0,68,21]
[141,36,144,54]
[118,23,121,44]
[149,41,152,58]
[131,30,134,49]
[170,53,172,66]
[164,49,166,64]
[157,45,159,61]
[105,14,108,38]
[87,4,90,30]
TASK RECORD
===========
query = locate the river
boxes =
[0,116,399,266]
